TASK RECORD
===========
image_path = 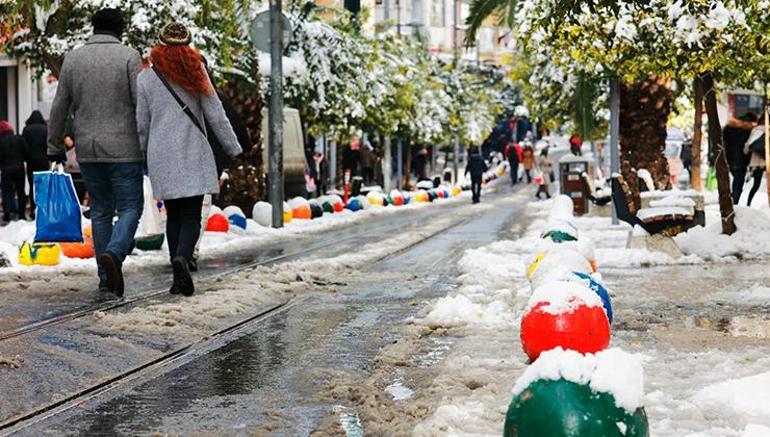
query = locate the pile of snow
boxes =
[512,347,645,414]
[709,285,770,306]
[694,371,770,427]
[526,280,604,315]
[419,294,514,329]
[675,207,770,260]
[636,206,693,221]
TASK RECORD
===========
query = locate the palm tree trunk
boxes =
[619,76,672,209]
[220,78,265,215]
[701,72,736,235]
[691,77,704,191]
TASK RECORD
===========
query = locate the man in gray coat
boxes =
[48,8,144,297]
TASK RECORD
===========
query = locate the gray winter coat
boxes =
[136,67,241,200]
[48,34,143,163]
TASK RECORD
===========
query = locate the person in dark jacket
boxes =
[22,110,49,218]
[723,113,757,204]
[465,147,487,204]
[507,142,520,185]
[0,121,29,222]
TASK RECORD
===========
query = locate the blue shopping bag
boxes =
[33,166,83,243]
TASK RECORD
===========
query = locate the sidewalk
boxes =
[396,193,770,436]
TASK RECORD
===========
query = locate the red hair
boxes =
[149,45,213,96]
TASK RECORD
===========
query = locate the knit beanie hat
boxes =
[159,22,192,46]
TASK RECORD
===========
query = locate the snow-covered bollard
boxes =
[534,238,598,278]
[61,226,95,259]
[520,281,610,362]
[527,249,594,289]
[206,206,230,233]
[252,201,293,226]
[387,190,404,206]
[540,219,579,243]
[283,201,293,224]
[550,194,576,219]
[308,200,323,219]
[222,206,247,230]
[252,201,272,227]
[288,197,312,220]
[504,348,648,437]
[346,197,363,212]
[19,242,61,266]
[366,191,385,207]
[322,195,344,213]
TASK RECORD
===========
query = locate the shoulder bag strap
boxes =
[151,65,206,137]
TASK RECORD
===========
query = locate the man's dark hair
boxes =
[92,8,125,36]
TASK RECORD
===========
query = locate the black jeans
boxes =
[165,196,204,262]
[510,161,519,185]
[1,174,26,220]
[730,165,748,205]
[471,177,482,203]
[747,168,764,206]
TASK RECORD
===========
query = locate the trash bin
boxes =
[559,155,592,215]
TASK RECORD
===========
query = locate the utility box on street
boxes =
[559,154,592,216]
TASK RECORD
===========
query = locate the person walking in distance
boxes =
[0,121,28,222]
[506,142,520,186]
[22,110,49,219]
[465,146,487,204]
[723,113,756,204]
[137,22,242,296]
[48,8,144,297]
[521,144,535,183]
[743,118,766,207]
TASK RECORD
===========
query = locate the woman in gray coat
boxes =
[136,22,241,296]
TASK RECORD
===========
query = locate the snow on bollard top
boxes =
[512,347,645,414]
[528,249,594,289]
[549,195,575,219]
[526,280,604,316]
[222,205,245,218]
[208,205,223,218]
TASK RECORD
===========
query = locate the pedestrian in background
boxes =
[535,147,553,199]
[506,142,520,186]
[137,22,242,296]
[743,118,766,207]
[522,144,535,183]
[724,113,757,204]
[313,151,328,196]
[361,140,375,185]
[48,8,144,297]
[0,121,28,223]
[22,110,49,219]
[466,146,487,204]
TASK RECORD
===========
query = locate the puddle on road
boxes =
[334,405,364,437]
[385,369,415,401]
[418,336,455,368]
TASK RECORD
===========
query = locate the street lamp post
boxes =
[609,76,620,226]
[268,0,284,228]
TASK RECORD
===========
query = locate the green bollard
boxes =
[503,379,649,437]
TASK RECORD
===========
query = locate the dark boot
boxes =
[172,257,194,297]
[98,251,124,298]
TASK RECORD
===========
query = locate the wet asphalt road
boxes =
[12,189,528,436]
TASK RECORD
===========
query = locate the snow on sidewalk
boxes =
[409,196,770,436]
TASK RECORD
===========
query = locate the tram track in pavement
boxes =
[0,192,487,343]
[0,190,503,434]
